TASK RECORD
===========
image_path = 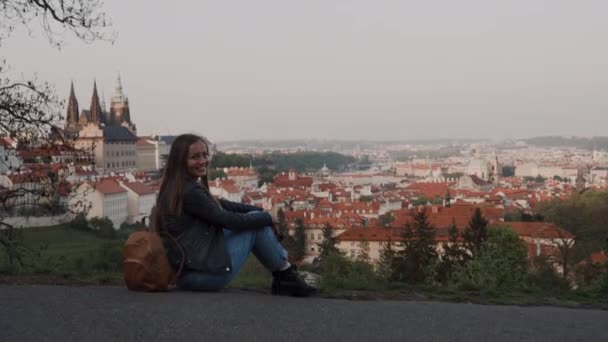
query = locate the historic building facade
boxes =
[65,76,138,173]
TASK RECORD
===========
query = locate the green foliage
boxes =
[0,224,125,279]
[501,165,515,177]
[254,151,356,173]
[0,227,28,273]
[89,217,116,239]
[276,209,287,235]
[69,213,90,231]
[523,175,546,183]
[319,252,383,291]
[395,209,437,284]
[379,212,394,227]
[503,210,544,222]
[435,221,466,284]
[357,239,370,262]
[453,227,528,291]
[462,208,488,258]
[119,221,140,231]
[208,168,227,180]
[359,195,374,203]
[292,218,306,261]
[90,242,123,272]
[536,190,608,255]
[411,196,443,206]
[256,165,278,187]
[317,224,339,258]
[527,256,570,292]
[377,236,397,280]
[209,152,251,168]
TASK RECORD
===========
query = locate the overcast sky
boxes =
[3,0,608,142]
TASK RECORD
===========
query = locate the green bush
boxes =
[89,217,117,239]
[69,213,90,231]
[453,227,528,291]
[319,252,385,291]
[527,256,570,292]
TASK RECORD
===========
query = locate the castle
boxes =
[66,76,138,172]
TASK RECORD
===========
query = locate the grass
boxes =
[2,225,607,310]
[0,224,127,280]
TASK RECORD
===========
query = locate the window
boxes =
[310,233,315,240]
[311,247,315,252]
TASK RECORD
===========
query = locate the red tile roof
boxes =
[122,182,155,196]
[92,178,127,195]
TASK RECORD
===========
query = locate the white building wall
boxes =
[102,192,128,229]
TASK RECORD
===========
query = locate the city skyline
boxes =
[3,0,608,142]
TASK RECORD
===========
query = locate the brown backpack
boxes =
[123,212,184,292]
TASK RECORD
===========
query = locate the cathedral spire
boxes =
[66,81,79,126]
[90,80,102,124]
[110,73,131,126]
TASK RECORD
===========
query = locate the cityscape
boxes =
[1,1,608,340]
[1,76,606,275]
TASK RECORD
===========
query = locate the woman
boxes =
[155,134,315,297]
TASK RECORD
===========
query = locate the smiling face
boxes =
[186,140,210,179]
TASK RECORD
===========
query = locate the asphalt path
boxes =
[1,285,607,342]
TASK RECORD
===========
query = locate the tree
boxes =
[89,216,115,238]
[317,223,338,258]
[436,219,465,283]
[208,168,227,180]
[292,218,306,261]
[379,212,394,227]
[357,238,370,262]
[377,235,397,280]
[454,226,528,290]
[547,231,576,281]
[359,195,373,203]
[276,208,287,235]
[1,0,113,270]
[395,208,437,284]
[462,208,488,259]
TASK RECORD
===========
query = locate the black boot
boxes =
[271,265,317,297]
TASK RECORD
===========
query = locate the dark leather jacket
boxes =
[162,181,271,274]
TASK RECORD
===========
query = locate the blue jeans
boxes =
[177,225,288,291]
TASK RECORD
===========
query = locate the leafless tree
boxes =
[0,0,114,269]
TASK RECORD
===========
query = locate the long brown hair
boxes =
[155,134,214,230]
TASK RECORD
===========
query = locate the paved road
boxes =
[1,285,607,342]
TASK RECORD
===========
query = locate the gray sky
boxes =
[3,0,608,142]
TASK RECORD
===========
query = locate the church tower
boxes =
[66,81,79,127]
[576,167,586,193]
[490,152,502,185]
[89,81,103,125]
[110,74,132,126]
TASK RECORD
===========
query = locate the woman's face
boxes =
[187,140,210,179]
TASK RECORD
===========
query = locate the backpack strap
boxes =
[160,231,186,278]
[142,214,186,279]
